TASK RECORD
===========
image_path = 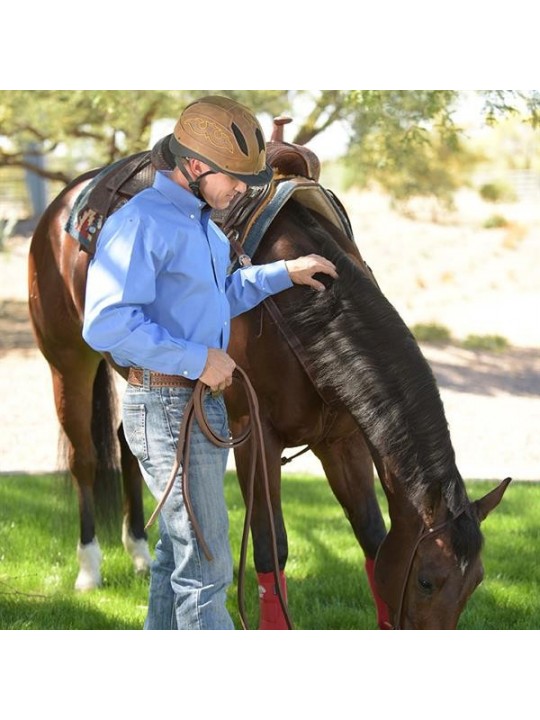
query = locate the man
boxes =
[82,95,337,629]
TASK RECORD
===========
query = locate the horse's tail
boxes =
[90,359,123,531]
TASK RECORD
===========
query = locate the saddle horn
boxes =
[267,116,321,182]
[271,116,293,143]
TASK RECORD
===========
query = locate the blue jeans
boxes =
[123,380,234,630]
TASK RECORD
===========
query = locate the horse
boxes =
[27,130,510,630]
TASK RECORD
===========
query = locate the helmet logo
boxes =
[184,117,234,155]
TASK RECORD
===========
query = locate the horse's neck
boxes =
[268,205,463,517]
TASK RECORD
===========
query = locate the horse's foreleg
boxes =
[312,429,391,629]
[118,424,152,575]
[232,423,290,630]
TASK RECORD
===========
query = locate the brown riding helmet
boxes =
[169,95,273,187]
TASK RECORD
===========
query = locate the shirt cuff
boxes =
[262,260,294,294]
[177,343,208,380]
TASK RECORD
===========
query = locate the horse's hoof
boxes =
[131,539,152,575]
[74,572,101,592]
[122,521,152,575]
[75,539,103,591]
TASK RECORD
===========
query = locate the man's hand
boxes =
[285,254,338,292]
[199,348,236,392]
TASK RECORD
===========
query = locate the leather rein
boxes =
[145,366,293,631]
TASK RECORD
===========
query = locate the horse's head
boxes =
[374,477,511,629]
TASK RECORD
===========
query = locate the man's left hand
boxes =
[285,254,338,292]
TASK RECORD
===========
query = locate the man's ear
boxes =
[188,158,207,178]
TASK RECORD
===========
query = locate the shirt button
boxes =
[189,214,195,220]
[183,370,188,376]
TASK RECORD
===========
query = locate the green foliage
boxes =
[483,214,510,228]
[411,322,453,344]
[0,90,290,183]
[462,334,510,353]
[343,91,480,205]
[479,181,516,203]
[478,89,540,129]
[0,90,178,182]
[0,472,537,630]
[411,323,512,353]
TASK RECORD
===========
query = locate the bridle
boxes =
[145,366,293,631]
[379,506,470,630]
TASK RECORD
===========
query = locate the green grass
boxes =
[0,472,538,630]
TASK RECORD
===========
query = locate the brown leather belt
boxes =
[128,367,196,389]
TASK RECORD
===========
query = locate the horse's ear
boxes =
[474,477,512,522]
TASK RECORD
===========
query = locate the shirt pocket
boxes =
[123,403,149,463]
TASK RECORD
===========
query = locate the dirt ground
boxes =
[1,189,539,481]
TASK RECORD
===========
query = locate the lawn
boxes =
[0,471,537,630]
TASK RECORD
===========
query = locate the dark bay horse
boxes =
[28,154,510,629]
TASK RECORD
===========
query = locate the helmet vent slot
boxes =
[255,128,265,153]
[231,123,249,156]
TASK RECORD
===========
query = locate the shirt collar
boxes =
[153,170,207,218]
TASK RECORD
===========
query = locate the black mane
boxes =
[274,200,482,560]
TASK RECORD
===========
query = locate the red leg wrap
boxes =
[257,571,290,630]
[365,557,392,629]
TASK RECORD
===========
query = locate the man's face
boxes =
[199,167,248,210]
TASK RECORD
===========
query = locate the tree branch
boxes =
[292,91,346,145]
[0,152,72,183]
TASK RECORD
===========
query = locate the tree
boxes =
[340,91,475,204]
[1,89,538,193]
[0,90,290,184]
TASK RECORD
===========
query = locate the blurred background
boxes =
[2,90,540,222]
[0,89,539,480]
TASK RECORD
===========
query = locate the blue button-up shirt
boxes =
[82,171,293,378]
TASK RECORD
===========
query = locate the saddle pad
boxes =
[237,178,355,267]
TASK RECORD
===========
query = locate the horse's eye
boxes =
[418,576,433,594]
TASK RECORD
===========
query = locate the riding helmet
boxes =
[169,95,273,187]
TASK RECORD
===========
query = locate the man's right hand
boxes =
[199,348,236,392]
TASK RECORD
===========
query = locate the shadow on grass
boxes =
[0,593,137,630]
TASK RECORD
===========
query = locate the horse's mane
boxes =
[275,200,482,561]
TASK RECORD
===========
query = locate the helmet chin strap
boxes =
[177,158,216,200]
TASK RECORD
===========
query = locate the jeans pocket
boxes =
[123,403,149,462]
